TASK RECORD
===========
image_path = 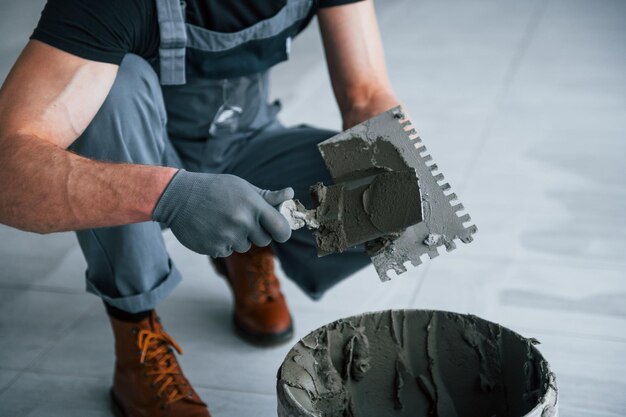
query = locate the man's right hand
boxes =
[152,170,293,257]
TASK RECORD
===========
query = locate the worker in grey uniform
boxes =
[0,0,401,415]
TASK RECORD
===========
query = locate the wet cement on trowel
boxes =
[277,310,552,417]
[311,167,422,256]
[314,107,477,280]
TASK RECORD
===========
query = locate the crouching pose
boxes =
[0,0,400,414]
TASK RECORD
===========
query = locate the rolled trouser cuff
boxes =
[86,260,183,313]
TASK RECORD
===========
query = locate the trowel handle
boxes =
[278,199,320,231]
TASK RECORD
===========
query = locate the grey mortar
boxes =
[315,106,477,280]
[311,168,423,256]
[277,310,558,417]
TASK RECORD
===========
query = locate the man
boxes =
[0,0,400,415]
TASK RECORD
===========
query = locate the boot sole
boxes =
[233,315,295,347]
[110,388,128,417]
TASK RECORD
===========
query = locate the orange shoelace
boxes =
[137,329,188,405]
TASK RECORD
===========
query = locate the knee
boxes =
[72,54,169,163]
[100,54,166,123]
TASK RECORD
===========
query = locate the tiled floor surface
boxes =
[1,0,625,416]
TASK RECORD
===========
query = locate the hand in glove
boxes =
[153,170,293,257]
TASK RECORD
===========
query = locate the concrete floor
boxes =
[1,0,625,416]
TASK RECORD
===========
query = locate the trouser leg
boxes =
[227,125,371,300]
[69,54,183,313]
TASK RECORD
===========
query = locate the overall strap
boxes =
[156,0,187,85]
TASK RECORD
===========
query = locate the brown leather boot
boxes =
[212,245,294,346]
[108,311,211,417]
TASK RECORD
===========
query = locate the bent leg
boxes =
[70,54,183,312]
[228,125,371,299]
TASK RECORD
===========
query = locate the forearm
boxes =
[0,133,177,233]
[320,31,393,117]
[318,1,400,128]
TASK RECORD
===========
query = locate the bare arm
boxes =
[318,0,401,129]
[0,41,177,233]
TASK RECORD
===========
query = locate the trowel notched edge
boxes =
[316,106,477,281]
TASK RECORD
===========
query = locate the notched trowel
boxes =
[278,106,477,281]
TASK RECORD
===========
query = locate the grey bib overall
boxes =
[70,0,370,313]
[158,0,314,172]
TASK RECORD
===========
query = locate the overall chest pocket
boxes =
[183,0,315,80]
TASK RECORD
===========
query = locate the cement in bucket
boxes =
[277,310,558,417]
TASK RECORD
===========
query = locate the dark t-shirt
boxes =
[31,0,362,66]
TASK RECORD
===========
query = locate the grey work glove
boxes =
[153,170,293,257]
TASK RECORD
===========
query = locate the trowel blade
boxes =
[316,106,477,281]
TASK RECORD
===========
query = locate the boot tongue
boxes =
[147,311,162,333]
[139,324,191,405]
